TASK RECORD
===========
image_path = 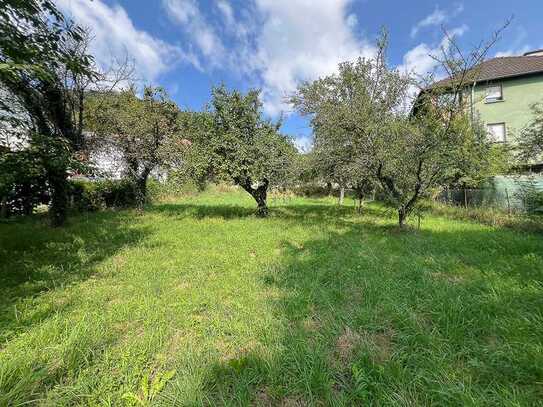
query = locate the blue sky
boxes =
[56,0,543,150]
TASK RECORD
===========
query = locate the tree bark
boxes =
[339,186,345,205]
[398,207,407,228]
[48,169,69,227]
[236,176,269,217]
[21,183,34,215]
[0,195,7,219]
[357,198,363,214]
[326,182,332,196]
[253,187,268,217]
[135,168,151,209]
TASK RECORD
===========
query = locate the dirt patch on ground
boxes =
[301,315,322,332]
[253,388,273,406]
[333,327,394,367]
[364,330,394,363]
[335,327,362,364]
[280,396,311,406]
[252,388,312,406]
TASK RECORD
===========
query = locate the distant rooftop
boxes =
[432,52,543,88]
[523,49,543,57]
[472,54,543,81]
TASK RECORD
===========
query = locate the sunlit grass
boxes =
[1,189,542,405]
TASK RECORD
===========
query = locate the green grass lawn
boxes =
[1,190,542,406]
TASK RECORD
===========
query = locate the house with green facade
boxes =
[466,49,543,151]
[416,50,543,209]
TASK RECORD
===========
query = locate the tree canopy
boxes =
[208,85,298,216]
[0,0,95,225]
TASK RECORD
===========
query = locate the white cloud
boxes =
[55,0,191,83]
[217,0,235,27]
[158,0,377,116]
[401,43,439,77]
[411,7,446,38]
[410,3,464,38]
[495,46,532,57]
[400,25,469,78]
[399,25,469,104]
[160,0,376,116]
[162,0,225,65]
[252,0,376,116]
[494,27,537,57]
[346,14,358,29]
[293,135,313,153]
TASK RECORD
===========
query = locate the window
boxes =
[487,123,506,143]
[485,85,503,103]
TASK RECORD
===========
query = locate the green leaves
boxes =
[208,85,298,190]
[517,103,543,163]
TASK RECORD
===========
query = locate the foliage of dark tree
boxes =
[209,85,298,216]
[0,142,46,217]
[85,86,180,207]
[0,0,95,225]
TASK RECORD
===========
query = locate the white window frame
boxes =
[485,84,503,103]
[486,122,506,143]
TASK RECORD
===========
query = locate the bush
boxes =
[69,179,138,212]
[0,146,49,218]
[516,181,543,215]
[292,183,333,197]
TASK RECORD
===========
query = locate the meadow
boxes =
[0,189,542,406]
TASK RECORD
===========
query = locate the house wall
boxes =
[472,73,543,143]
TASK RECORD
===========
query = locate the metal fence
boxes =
[438,175,543,213]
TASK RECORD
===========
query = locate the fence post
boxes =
[505,187,511,215]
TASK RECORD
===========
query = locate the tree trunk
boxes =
[22,183,34,215]
[254,191,268,217]
[354,184,364,214]
[339,186,345,205]
[0,195,7,219]
[48,169,69,227]
[236,177,269,217]
[135,171,150,209]
[252,182,269,217]
[398,207,407,228]
[326,182,332,196]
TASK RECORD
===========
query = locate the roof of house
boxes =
[472,55,543,82]
[523,49,543,57]
[432,55,543,88]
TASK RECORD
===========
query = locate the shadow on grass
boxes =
[194,207,543,405]
[0,210,150,342]
[149,201,382,225]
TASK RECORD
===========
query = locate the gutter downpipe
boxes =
[470,80,476,123]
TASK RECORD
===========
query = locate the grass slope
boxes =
[1,190,542,406]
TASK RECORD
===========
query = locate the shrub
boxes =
[292,183,333,197]
[69,179,138,212]
[515,180,543,215]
